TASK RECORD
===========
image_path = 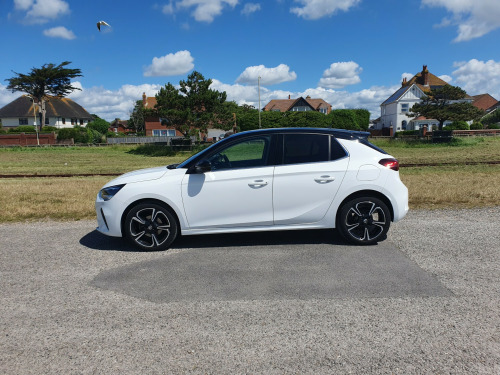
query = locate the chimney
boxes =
[402,77,407,87]
[306,95,311,99]
[422,65,429,86]
[288,95,291,99]
[142,92,147,107]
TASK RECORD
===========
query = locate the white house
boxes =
[0,95,92,129]
[378,65,473,131]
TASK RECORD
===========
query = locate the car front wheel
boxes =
[124,203,178,251]
[338,197,390,245]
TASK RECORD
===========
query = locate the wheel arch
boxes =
[120,198,182,236]
[335,190,394,225]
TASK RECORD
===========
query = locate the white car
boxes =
[96,128,408,251]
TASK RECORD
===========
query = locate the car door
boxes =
[273,133,348,225]
[181,135,275,229]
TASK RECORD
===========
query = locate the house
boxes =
[109,119,133,134]
[141,92,224,140]
[141,93,183,137]
[378,65,481,132]
[472,94,499,114]
[263,95,332,114]
[0,95,92,129]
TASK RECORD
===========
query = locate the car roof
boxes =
[226,127,370,141]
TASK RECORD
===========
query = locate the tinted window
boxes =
[283,134,329,165]
[331,137,348,160]
[208,136,271,171]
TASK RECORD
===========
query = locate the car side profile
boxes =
[96,128,408,251]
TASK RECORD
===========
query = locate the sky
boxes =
[1,0,500,121]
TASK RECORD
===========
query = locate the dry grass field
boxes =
[0,137,499,222]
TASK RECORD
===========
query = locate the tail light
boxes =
[379,158,399,171]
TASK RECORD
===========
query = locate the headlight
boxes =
[99,184,125,201]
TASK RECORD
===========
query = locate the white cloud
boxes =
[43,26,76,40]
[14,0,34,11]
[162,2,174,14]
[452,59,500,99]
[176,0,238,22]
[16,0,70,24]
[143,50,195,77]
[438,74,452,83]
[0,83,23,108]
[67,83,164,121]
[291,0,361,20]
[241,3,261,15]
[422,0,500,41]
[318,61,362,89]
[236,64,297,85]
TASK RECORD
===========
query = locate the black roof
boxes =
[228,127,370,141]
[0,95,92,119]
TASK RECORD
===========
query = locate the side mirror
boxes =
[193,159,212,174]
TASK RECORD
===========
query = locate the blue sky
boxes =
[1,0,500,120]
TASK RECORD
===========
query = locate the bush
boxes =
[9,125,37,133]
[330,109,360,130]
[0,129,7,134]
[445,121,469,130]
[395,130,419,137]
[352,109,370,130]
[43,126,58,132]
[470,122,483,130]
[488,123,500,129]
[128,144,177,157]
[87,118,110,134]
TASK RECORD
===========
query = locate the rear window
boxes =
[359,138,388,154]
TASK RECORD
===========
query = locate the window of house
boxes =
[292,106,312,112]
[62,118,66,124]
[401,103,409,113]
[71,118,77,125]
[153,129,176,137]
[45,117,49,125]
[283,134,329,165]
[80,119,84,125]
[319,108,328,114]
[19,118,28,125]
[402,120,407,130]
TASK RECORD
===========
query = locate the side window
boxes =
[208,136,271,171]
[331,137,347,160]
[283,134,329,164]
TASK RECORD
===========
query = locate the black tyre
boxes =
[338,197,390,245]
[124,203,178,251]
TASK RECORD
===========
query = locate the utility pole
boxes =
[32,98,40,146]
[258,76,262,129]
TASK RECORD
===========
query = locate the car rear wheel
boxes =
[124,203,178,251]
[338,197,390,245]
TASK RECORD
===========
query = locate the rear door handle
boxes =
[314,175,335,184]
[248,179,269,188]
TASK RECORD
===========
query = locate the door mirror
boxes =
[193,159,212,173]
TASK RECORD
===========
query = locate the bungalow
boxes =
[0,95,92,129]
[263,95,332,114]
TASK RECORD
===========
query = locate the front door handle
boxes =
[248,179,268,188]
[314,175,335,184]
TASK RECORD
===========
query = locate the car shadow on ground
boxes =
[80,228,351,252]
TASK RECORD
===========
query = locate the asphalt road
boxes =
[1,208,499,374]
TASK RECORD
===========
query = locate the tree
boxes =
[5,61,82,130]
[409,85,484,130]
[87,118,110,134]
[128,100,146,133]
[154,71,233,137]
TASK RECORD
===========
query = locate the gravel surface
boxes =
[1,208,499,374]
